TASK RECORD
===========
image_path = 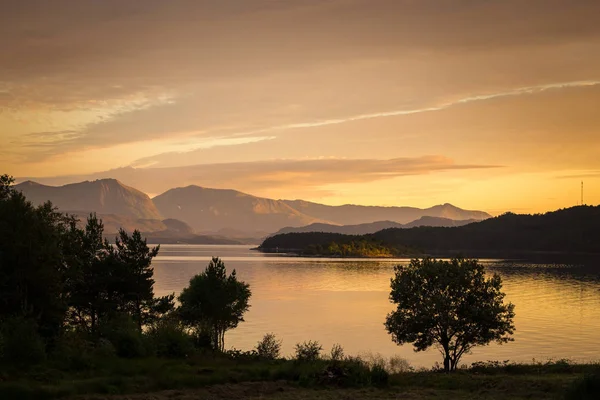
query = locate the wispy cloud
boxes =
[230,80,600,136]
[21,156,501,196]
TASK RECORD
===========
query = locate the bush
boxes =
[224,348,260,362]
[329,343,344,361]
[99,315,146,358]
[51,330,96,370]
[358,351,386,369]
[146,320,194,358]
[564,374,600,400]
[388,355,412,373]
[295,340,323,362]
[370,364,389,387]
[255,333,282,360]
[0,317,46,366]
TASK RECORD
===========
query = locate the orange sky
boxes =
[2,0,599,214]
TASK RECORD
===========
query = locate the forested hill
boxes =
[258,205,600,257]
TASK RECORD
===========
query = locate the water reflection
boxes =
[153,245,600,367]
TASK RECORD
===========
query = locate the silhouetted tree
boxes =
[112,229,174,331]
[178,257,251,351]
[65,214,117,334]
[385,257,515,372]
[0,176,73,341]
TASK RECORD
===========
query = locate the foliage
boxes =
[329,343,345,361]
[0,174,15,200]
[294,340,323,362]
[98,314,146,358]
[224,348,260,362]
[0,180,73,342]
[369,364,389,387]
[146,319,194,358]
[259,232,417,257]
[256,333,282,360]
[178,257,251,351]
[0,317,46,366]
[385,257,515,372]
[388,355,413,373]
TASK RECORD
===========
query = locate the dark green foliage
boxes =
[99,314,146,358]
[178,257,251,351]
[0,179,73,343]
[369,364,389,387]
[564,374,600,400]
[112,229,173,331]
[0,317,46,366]
[66,216,174,335]
[385,258,515,372]
[0,174,14,200]
[259,232,417,257]
[146,319,194,358]
[294,340,323,361]
[255,333,282,360]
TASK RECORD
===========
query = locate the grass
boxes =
[0,356,599,399]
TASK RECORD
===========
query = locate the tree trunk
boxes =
[444,355,451,372]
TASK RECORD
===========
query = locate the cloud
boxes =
[20,156,500,196]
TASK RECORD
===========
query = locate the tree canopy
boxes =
[385,257,515,371]
[178,257,251,351]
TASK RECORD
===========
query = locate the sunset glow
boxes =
[2,1,600,213]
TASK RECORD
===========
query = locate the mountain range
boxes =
[273,217,479,236]
[14,178,491,242]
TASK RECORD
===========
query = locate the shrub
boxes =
[370,364,390,387]
[146,320,194,358]
[51,330,96,370]
[358,351,386,369]
[224,348,260,362]
[0,317,46,366]
[99,315,146,358]
[295,340,323,362]
[329,343,344,361]
[388,355,412,373]
[255,333,282,360]
[564,374,600,400]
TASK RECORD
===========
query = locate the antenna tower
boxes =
[581,181,584,206]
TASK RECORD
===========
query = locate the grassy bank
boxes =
[2,355,599,399]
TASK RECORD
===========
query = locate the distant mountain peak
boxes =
[15,178,161,220]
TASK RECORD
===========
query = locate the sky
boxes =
[2,0,600,214]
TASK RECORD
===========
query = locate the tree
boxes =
[0,176,73,341]
[384,257,515,372]
[65,214,115,334]
[255,333,282,360]
[112,229,173,331]
[178,257,251,351]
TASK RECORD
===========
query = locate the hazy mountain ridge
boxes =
[273,216,479,236]
[152,185,335,233]
[14,179,491,239]
[282,200,490,225]
[15,179,162,220]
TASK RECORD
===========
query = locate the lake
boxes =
[152,245,600,368]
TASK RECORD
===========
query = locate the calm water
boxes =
[153,245,600,367]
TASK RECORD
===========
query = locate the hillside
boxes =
[259,206,600,257]
[15,179,162,220]
[152,186,333,233]
[403,216,479,228]
[282,200,490,225]
[273,217,478,236]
